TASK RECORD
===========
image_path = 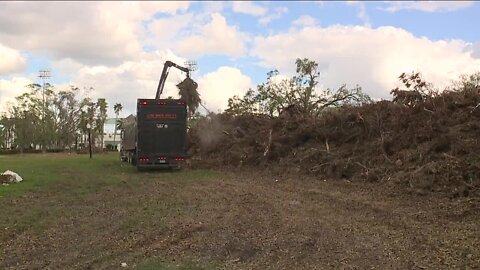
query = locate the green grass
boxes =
[0,152,219,240]
[0,152,222,267]
[0,152,218,197]
[0,152,124,197]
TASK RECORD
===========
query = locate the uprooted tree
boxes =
[225,58,371,117]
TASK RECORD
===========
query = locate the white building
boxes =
[102,118,122,149]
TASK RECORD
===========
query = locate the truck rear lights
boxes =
[175,157,185,161]
[139,157,149,162]
[177,101,185,105]
[157,157,167,160]
[140,101,148,105]
[159,101,167,105]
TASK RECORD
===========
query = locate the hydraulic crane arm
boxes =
[155,60,190,99]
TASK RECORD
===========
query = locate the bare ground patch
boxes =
[1,168,479,269]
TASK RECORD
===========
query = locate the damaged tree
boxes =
[226,58,371,117]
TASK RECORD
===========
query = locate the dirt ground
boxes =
[1,167,479,269]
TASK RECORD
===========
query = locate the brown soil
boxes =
[1,169,479,269]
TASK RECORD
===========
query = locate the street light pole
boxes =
[39,70,50,153]
[23,110,28,153]
[86,123,92,159]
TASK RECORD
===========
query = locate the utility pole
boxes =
[38,70,50,153]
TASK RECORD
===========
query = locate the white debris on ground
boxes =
[0,170,23,185]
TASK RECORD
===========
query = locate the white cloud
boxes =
[471,42,480,58]
[64,58,253,116]
[232,1,267,16]
[0,46,253,117]
[0,43,27,75]
[51,53,255,116]
[197,67,253,112]
[292,15,319,28]
[259,7,288,25]
[383,1,474,13]
[59,50,189,117]
[174,13,249,58]
[202,1,226,14]
[147,13,196,49]
[252,25,480,99]
[132,1,190,15]
[346,1,371,27]
[0,76,33,113]
[0,2,190,66]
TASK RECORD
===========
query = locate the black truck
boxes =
[120,61,194,169]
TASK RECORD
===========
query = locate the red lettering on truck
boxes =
[146,113,177,119]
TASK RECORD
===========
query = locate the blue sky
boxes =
[0,1,479,117]
[193,1,480,78]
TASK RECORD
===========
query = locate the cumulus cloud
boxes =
[471,42,480,58]
[0,43,27,75]
[146,12,196,50]
[292,15,319,28]
[57,56,253,116]
[202,1,227,14]
[0,76,33,113]
[174,13,249,58]
[232,1,267,16]
[0,2,190,66]
[252,25,480,99]
[383,1,474,13]
[56,50,189,117]
[197,67,253,112]
[258,6,288,25]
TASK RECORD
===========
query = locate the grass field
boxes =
[1,153,479,269]
[0,153,219,269]
[0,153,217,197]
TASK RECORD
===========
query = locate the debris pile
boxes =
[189,86,480,197]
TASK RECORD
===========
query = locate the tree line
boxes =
[0,83,123,153]
[3,58,476,153]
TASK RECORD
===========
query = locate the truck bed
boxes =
[137,99,187,155]
[122,98,188,168]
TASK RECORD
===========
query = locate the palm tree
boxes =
[113,103,123,149]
